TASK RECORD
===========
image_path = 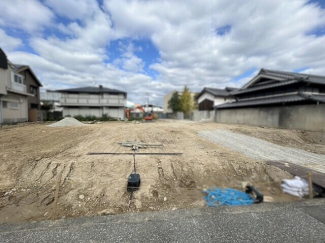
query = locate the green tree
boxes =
[180,86,193,114]
[193,92,199,110]
[168,91,181,112]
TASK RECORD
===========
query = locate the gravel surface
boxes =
[48,117,85,127]
[199,129,325,173]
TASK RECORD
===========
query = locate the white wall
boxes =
[198,93,214,104]
[63,107,125,119]
[60,93,125,107]
[198,92,234,106]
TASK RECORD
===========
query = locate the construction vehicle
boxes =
[125,105,154,121]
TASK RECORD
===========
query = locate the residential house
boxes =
[40,90,62,112]
[215,68,325,141]
[58,86,127,119]
[14,64,43,121]
[197,87,237,111]
[0,48,41,124]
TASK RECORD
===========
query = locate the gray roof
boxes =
[231,80,299,95]
[216,93,325,109]
[261,69,325,85]
[57,86,126,95]
[231,68,325,95]
[13,63,43,87]
[198,87,237,99]
[13,64,26,70]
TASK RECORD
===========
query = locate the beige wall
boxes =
[163,91,174,113]
[0,68,8,95]
[163,91,196,113]
[1,93,28,124]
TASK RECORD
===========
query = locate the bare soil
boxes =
[1,120,323,224]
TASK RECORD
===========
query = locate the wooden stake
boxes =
[307,172,313,199]
[53,169,63,219]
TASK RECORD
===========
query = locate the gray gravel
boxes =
[199,129,325,173]
[48,117,85,127]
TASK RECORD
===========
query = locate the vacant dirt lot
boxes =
[1,120,323,224]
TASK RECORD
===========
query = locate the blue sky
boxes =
[0,0,325,105]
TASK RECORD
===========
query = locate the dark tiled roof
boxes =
[262,69,325,85]
[231,80,298,95]
[215,93,325,109]
[57,86,126,95]
[232,68,325,95]
[198,87,237,99]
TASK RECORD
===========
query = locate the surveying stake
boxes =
[88,141,182,208]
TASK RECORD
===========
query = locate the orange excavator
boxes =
[125,105,154,121]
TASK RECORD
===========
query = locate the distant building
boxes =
[215,69,325,140]
[40,90,62,112]
[130,104,163,118]
[163,91,196,113]
[0,48,42,124]
[197,87,237,111]
[58,86,126,119]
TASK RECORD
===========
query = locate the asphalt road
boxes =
[1,199,325,243]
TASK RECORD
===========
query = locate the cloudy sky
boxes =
[0,0,325,105]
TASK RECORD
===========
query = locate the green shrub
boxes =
[73,114,118,122]
[128,117,143,121]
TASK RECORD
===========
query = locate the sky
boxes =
[0,0,325,105]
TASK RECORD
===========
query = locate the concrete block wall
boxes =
[215,104,325,143]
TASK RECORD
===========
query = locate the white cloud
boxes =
[2,0,325,105]
[44,0,97,20]
[0,29,22,51]
[0,0,54,33]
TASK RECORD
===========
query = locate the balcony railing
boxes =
[10,80,26,93]
[60,98,125,106]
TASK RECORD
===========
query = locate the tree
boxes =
[180,86,193,114]
[168,91,181,112]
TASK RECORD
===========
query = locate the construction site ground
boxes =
[1,120,324,224]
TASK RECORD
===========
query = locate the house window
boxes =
[30,86,37,96]
[9,102,19,110]
[14,74,23,84]
[2,101,7,108]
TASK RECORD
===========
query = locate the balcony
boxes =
[9,80,26,93]
[60,98,125,107]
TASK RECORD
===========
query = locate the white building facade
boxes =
[59,86,126,119]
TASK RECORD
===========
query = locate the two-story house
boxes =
[14,64,42,110]
[0,48,42,124]
[58,86,127,119]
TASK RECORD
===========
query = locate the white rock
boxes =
[79,194,85,200]
[164,197,167,202]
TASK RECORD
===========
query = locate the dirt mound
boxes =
[48,117,85,127]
